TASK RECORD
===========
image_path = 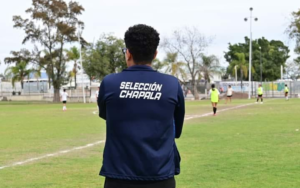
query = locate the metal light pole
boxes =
[244,7,258,99]
[259,46,262,84]
[235,65,238,82]
[77,23,86,103]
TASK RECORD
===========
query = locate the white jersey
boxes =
[95,90,99,98]
[227,88,233,96]
[61,92,68,101]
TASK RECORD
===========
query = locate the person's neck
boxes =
[128,63,152,67]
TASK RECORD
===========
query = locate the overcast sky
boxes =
[0,0,299,73]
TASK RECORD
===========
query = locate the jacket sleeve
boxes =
[98,81,107,120]
[174,82,185,138]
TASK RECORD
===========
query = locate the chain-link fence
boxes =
[0,81,96,102]
[220,81,300,98]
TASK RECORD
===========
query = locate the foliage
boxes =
[162,27,212,99]
[224,37,289,81]
[4,49,32,65]
[11,0,85,102]
[152,58,166,72]
[285,61,300,80]
[228,53,250,89]
[288,9,300,64]
[163,52,187,83]
[65,46,80,88]
[199,54,220,86]
[82,34,126,81]
[4,61,32,89]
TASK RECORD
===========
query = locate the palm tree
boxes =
[33,67,42,92]
[68,71,75,87]
[230,53,255,91]
[198,54,220,89]
[152,58,167,72]
[4,61,32,89]
[65,47,80,89]
[164,52,187,83]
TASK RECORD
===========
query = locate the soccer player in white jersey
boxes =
[225,85,233,104]
[60,89,68,111]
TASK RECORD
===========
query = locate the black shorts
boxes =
[285,92,288,95]
[62,101,67,104]
[258,95,263,97]
[104,177,175,188]
[227,95,232,98]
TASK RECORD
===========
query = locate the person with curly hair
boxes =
[98,24,185,188]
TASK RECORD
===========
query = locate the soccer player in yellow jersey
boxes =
[256,84,263,104]
[284,84,289,101]
[209,84,220,116]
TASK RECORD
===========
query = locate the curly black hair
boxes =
[124,24,160,64]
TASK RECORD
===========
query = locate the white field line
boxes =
[185,103,253,120]
[0,140,105,170]
[0,99,276,170]
[185,99,277,120]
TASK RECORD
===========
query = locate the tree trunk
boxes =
[48,77,51,89]
[191,78,199,100]
[21,81,24,89]
[194,83,199,100]
[89,78,92,97]
[75,74,77,89]
[53,88,60,102]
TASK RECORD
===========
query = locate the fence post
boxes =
[272,82,274,98]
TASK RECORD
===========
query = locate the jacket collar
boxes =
[123,65,156,72]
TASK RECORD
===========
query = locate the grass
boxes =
[0,99,300,188]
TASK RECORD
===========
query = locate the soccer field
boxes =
[0,99,300,188]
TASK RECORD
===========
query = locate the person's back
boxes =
[100,67,183,178]
[227,87,233,96]
[98,24,185,188]
[60,89,68,111]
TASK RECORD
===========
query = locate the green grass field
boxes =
[1,99,300,188]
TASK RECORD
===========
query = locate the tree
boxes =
[152,58,166,72]
[12,0,85,102]
[4,61,32,89]
[285,61,300,80]
[32,65,42,92]
[199,54,220,88]
[164,52,187,83]
[224,37,289,81]
[162,27,212,99]
[228,53,249,90]
[82,34,126,81]
[288,9,300,64]
[65,46,80,88]
[67,70,75,86]
[98,34,126,73]
[4,49,32,65]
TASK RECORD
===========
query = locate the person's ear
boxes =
[153,50,158,59]
[126,49,132,61]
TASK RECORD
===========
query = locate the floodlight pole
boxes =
[78,24,86,104]
[245,7,258,99]
[259,46,262,84]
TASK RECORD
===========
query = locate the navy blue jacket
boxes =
[98,65,185,181]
